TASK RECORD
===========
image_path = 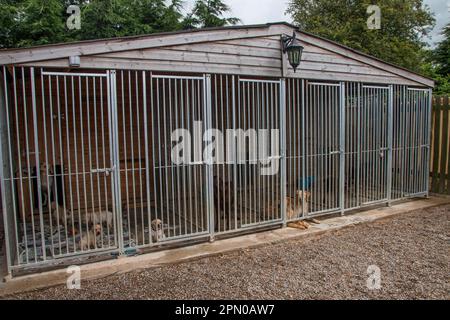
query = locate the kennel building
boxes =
[0,23,433,276]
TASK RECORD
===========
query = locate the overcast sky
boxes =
[184,0,449,47]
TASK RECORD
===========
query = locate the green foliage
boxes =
[422,24,450,95]
[286,0,435,73]
[433,24,450,76]
[0,0,186,48]
[182,0,240,29]
[0,0,240,48]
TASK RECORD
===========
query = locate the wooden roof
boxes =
[0,22,434,87]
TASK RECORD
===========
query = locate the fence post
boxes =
[204,74,215,241]
[426,89,432,197]
[108,70,124,254]
[0,67,13,275]
[386,85,393,205]
[339,82,345,215]
[280,78,287,227]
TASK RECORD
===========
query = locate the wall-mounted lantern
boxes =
[69,56,80,68]
[282,32,304,73]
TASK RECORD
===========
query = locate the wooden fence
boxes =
[430,96,450,195]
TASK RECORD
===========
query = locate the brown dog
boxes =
[285,190,311,220]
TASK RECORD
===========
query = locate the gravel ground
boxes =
[4,204,450,300]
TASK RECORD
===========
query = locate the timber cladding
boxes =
[431,96,450,195]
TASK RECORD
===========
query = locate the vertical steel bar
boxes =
[143,71,152,243]
[387,85,393,204]
[0,67,14,271]
[232,76,238,230]
[280,78,287,226]
[109,70,122,250]
[426,88,432,196]
[30,68,46,260]
[204,74,214,240]
[135,71,145,243]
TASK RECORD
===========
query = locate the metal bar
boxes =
[109,70,122,251]
[130,71,138,242]
[31,67,46,260]
[41,71,107,78]
[301,79,306,217]
[362,85,389,90]
[280,78,286,226]
[386,85,393,204]
[40,69,55,255]
[239,79,280,84]
[308,82,340,87]
[152,75,204,81]
[13,67,29,264]
[426,88,432,196]
[407,88,429,92]
[93,75,104,247]
[204,74,214,240]
[79,76,91,250]
[339,82,345,214]
[0,67,13,272]
[135,71,145,243]
[64,75,76,251]
[143,71,152,243]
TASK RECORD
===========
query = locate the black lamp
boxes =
[282,32,304,73]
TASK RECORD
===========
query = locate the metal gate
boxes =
[147,74,210,243]
[391,87,431,199]
[0,67,119,270]
[285,80,344,219]
[359,85,390,205]
[0,67,432,273]
[211,75,283,234]
[304,82,343,216]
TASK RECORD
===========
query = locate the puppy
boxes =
[87,210,114,231]
[80,224,102,250]
[151,219,165,243]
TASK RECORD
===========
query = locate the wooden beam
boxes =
[0,24,290,65]
[296,31,434,88]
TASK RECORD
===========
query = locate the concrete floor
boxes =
[1,195,449,297]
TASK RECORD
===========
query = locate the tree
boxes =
[183,0,240,29]
[7,0,66,48]
[0,0,185,48]
[0,0,22,49]
[286,0,435,73]
[423,24,450,95]
[433,23,450,76]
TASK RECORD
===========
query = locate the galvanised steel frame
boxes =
[0,67,432,275]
